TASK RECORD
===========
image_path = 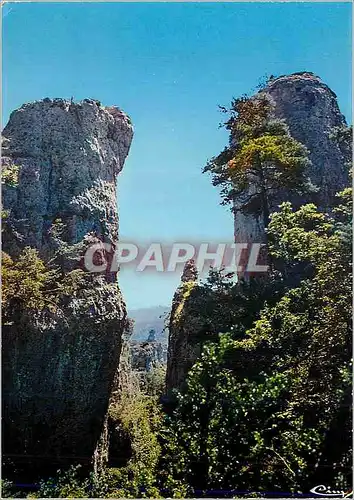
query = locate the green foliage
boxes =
[109,393,162,466]
[329,125,353,168]
[161,188,352,495]
[2,247,86,324]
[106,385,164,497]
[1,478,25,498]
[2,164,20,187]
[141,365,167,397]
[2,248,59,318]
[33,465,89,498]
[172,267,285,347]
[32,463,164,499]
[32,391,165,498]
[204,94,313,228]
[1,208,10,221]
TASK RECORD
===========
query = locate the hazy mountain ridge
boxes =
[128,305,170,343]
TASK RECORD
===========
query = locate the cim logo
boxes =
[310,485,353,498]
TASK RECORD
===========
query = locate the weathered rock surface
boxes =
[265,72,349,206]
[2,98,132,256]
[233,72,350,266]
[2,99,133,473]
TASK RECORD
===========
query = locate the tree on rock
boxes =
[204,94,315,231]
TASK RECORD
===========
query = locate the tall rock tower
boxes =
[233,72,350,270]
[166,73,351,394]
[2,98,133,257]
[2,99,133,474]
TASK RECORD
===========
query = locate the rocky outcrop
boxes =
[265,72,349,206]
[130,338,167,372]
[2,98,132,257]
[166,73,351,393]
[234,72,350,268]
[166,260,203,393]
[2,99,133,474]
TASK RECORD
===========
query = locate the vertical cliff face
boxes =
[2,99,133,472]
[265,72,349,206]
[233,72,350,259]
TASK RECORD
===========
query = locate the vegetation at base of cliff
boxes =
[160,188,352,495]
[4,188,350,499]
[5,365,168,499]
[107,390,162,498]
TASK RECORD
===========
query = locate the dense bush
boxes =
[159,189,352,495]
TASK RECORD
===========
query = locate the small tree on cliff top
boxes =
[203,94,314,229]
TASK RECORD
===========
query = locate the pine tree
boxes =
[204,94,314,231]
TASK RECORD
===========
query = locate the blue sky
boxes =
[3,2,352,309]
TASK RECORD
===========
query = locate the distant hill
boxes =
[128,306,170,344]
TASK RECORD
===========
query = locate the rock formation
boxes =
[2,98,132,256]
[166,72,351,393]
[2,98,133,475]
[234,72,350,270]
[130,338,167,373]
[166,260,202,394]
